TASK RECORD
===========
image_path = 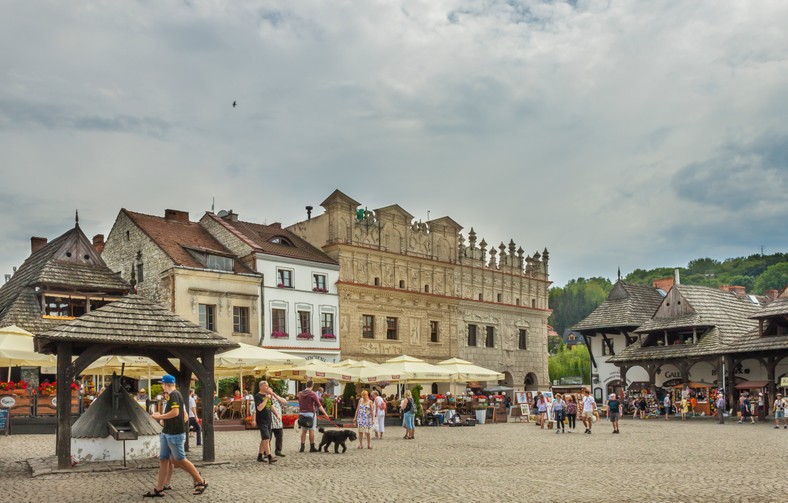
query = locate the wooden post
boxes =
[767,356,777,419]
[619,365,628,391]
[201,349,216,462]
[178,362,191,453]
[56,342,73,470]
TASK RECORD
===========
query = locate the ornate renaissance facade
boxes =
[287,190,551,390]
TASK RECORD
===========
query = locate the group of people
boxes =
[533,389,608,434]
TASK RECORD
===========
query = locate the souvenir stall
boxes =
[490,395,508,423]
[671,383,716,416]
[627,382,659,417]
[734,381,770,419]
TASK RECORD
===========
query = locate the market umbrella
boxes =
[215,342,307,391]
[343,360,401,384]
[436,358,505,382]
[484,385,514,393]
[379,355,454,383]
[83,355,164,391]
[332,359,360,368]
[267,360,356,382]
[0,325,56,379]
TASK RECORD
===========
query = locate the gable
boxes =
[51,227,106,266]
[375,204,415,221]
[653,287,695,319]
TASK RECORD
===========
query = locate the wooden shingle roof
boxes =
[750,297,788,319]
[0,226,129,334]
[571,281,665,333]
[35,295,238,354]
[205,213,337,266]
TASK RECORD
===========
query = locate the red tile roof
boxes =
[205,213,337,265]
[123,210,254,273]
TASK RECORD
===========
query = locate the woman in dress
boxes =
[536,392,547,429]
[354,390,376,449]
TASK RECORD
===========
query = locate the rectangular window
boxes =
[298,311,311,335]
[468,324,477,347]
[531,299,536,308]
[136,263,144,284]
[518,329,527,350]
[313,274,327,291]
[485,326,495,348]
[277,269,293,288]
[199,304,216,331]
[233,306,249,333]
[497,293,502,302]
[430,321,439,343]
[362,315,375,339]
[321,313,334,335]
[271,308,286,334]
[386,317,398,340]
[207,255,233,271]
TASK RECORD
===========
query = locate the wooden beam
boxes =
[70,345,117,377]
[600,333,615,356]
[581,333,597,369]
[201,349,216,462]
[56,342,73,470]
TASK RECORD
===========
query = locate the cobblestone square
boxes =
[1,419,786,502]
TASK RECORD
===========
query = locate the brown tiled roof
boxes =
[0,226,130,334]
[571,281,665,332]
[35,295,238,354]
[608,285,764,363]
[123,210,253,274]
[205,213,337,266]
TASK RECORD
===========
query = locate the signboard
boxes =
[781,377,788,388]
[0,407,9,436]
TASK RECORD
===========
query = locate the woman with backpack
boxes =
[400,390,416,440]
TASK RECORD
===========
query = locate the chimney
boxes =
[673,268,681,285]
[93,234,105,254]
[270,222,281,229]
[164,209,189,223]
[219,210,238,222]
[720,285,746,296]
[652,277,674,291]
[764,289,779,302]
[306,206,313,220]
[31,236,48,253]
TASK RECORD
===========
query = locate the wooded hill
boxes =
[549,252,788,337]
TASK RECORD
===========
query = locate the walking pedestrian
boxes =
[581,389,596,434]
[607,393,622,434]
[252,381,277,464]
[552,393,566,433]
[298,380,329,453]
[773,393,786,429]
[536,393,547,429]
[269,385,288,457]
[144,374,207,498]
[354,390,375,448]
[400,390,416,440]
[715,391,726,424]
[565,395,577,433]
[663,395,672,421]
[739,394,755,424]
[187,389,201,446]
[372,390,387,439]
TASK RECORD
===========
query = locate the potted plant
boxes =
[475,404,488,424]
[271,331,289,339]
[296,332,314,340]
[320,333,336,341]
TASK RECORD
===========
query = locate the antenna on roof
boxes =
[211,197,215,213]
[75,210,80,228]
[617,267,621,281]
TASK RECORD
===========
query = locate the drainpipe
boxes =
[259,274,265,346]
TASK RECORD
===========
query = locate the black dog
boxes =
[318,427,358,453]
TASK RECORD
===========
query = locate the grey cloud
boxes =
[0,100,173,139]
[671,135,788,211]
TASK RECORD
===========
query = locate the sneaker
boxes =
[275,451,286,457]
[775,426,780,429]
[555,430,560,434]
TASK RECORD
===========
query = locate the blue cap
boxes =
[161,374,176,384]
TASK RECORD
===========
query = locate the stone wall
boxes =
[102,211,174,306]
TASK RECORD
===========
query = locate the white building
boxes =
[201,211,341,365]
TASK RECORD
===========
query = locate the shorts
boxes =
[299,412,317,431]
[609,412,620,422]
[259,424,271,440]
[159,433,186,462]
[582,411,594,419]
[775,410,785,419]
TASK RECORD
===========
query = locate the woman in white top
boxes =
[372,390,387,438]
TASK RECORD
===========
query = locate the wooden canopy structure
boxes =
[35,295,239,469]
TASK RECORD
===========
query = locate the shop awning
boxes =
[734,380,770,390]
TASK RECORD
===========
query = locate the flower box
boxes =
[271,331,289,339]
[312,287,328,293]
[320,333,336,340]
[296,333,314,340]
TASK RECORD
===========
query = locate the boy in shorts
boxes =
[607,393,622,434]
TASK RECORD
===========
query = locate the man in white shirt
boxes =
[581,389,597,434]
[188,389,202,446]
[663,395,672,421]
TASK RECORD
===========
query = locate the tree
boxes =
[548,345,591,384]
[548,277,613,335]
[754,262,788,293]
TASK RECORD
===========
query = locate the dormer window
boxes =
[270,236,293,246]
[206,254,233,272]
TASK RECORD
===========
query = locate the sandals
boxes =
[193,479,208,496]
[143,488,165,498]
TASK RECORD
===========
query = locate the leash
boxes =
[320,414,344,429]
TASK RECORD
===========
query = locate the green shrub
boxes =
[150,384,163,399]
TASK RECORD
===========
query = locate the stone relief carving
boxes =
[410,319,421,345]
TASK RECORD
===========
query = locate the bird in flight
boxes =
[232,101,237,108]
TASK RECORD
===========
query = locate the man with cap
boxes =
[144,374,207,498]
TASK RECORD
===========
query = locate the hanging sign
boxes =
[781,377,788,387]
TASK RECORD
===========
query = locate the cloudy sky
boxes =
[1,0,787,287]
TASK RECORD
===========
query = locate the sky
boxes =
[1,0,787,287]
